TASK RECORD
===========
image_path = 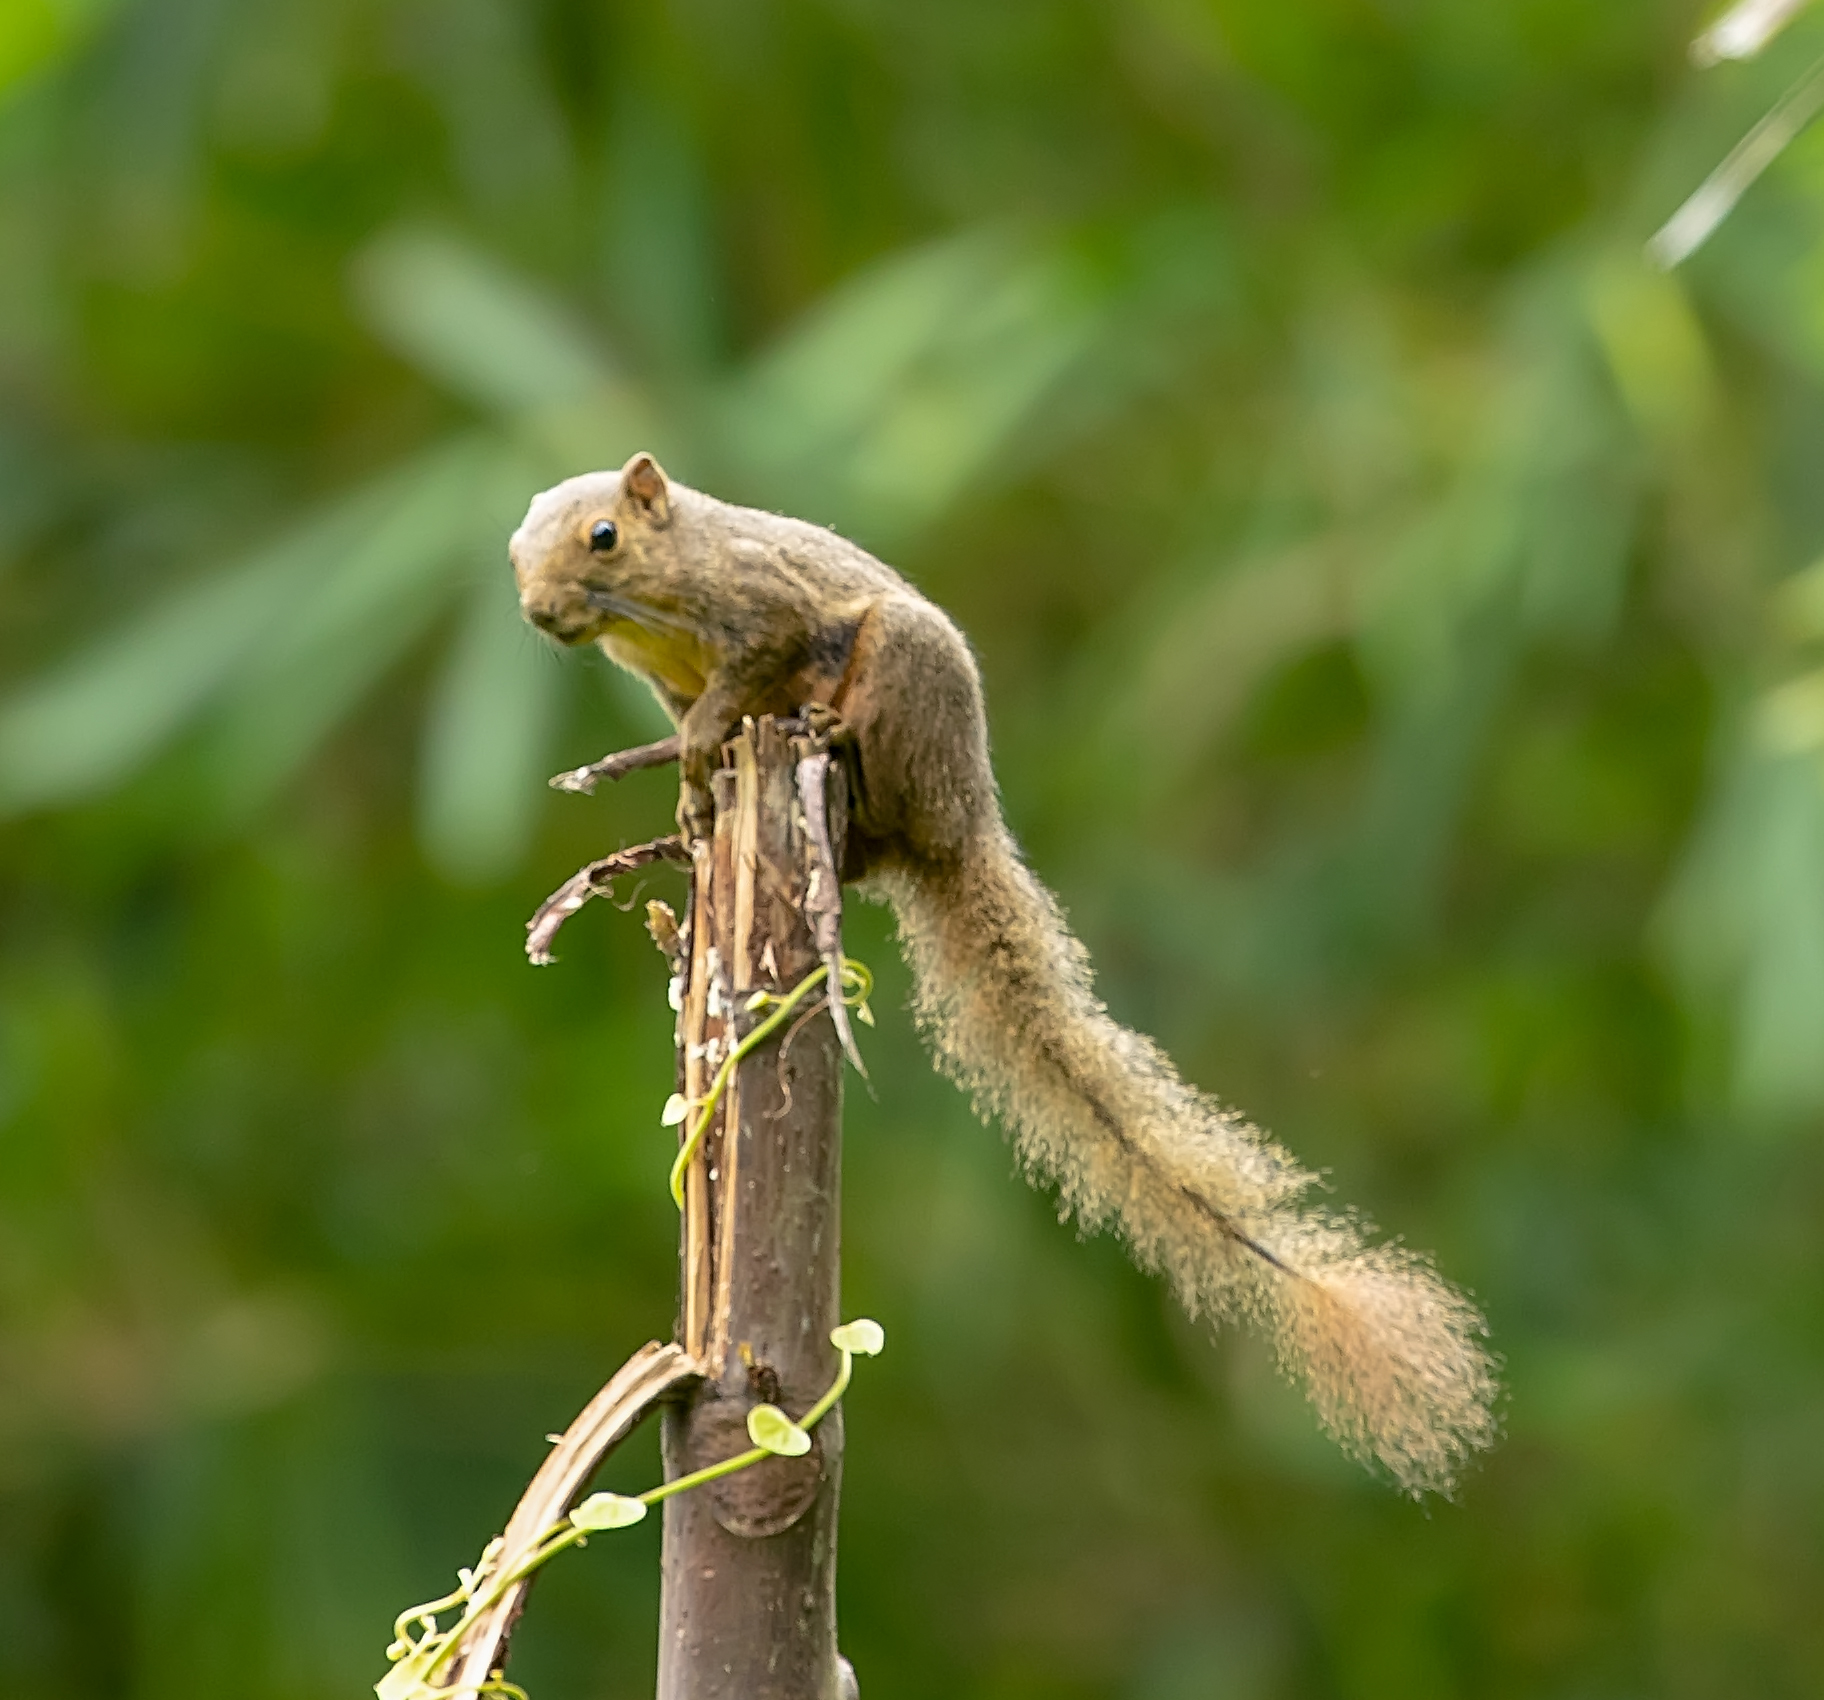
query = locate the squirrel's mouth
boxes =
[523,602,603,647]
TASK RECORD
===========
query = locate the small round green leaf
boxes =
[746,1403,811,1456]
[830,1318,885,1356]
[570,1492,649,1530]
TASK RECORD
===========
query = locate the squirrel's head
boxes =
[509,451,678,645]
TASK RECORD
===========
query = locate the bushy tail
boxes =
[872,827,1497,1495]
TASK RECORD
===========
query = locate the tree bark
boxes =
[656,716,849,1700]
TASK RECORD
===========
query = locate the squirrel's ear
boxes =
[621,452,672,528]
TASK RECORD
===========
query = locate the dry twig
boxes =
[439,1342,701,1694]
[549,736,681,795]
[525,837,689,965]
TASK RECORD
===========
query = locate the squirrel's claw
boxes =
[799,702,853,748]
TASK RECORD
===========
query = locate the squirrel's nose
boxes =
[522,592,570,637]
[520,586,591,644]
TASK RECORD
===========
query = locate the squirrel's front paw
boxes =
[799,702,853,747]
[676,782,715,846]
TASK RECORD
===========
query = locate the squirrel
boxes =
[510,450,1497,1496]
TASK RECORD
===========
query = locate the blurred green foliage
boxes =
[3,1,1824,1696]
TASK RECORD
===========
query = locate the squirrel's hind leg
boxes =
[836,596,994,864]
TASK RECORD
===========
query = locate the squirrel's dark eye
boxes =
[588,519,619,552]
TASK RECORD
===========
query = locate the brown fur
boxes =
[512,453,1497,1494]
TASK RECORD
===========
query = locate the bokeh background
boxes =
[4,1,1824,1695]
